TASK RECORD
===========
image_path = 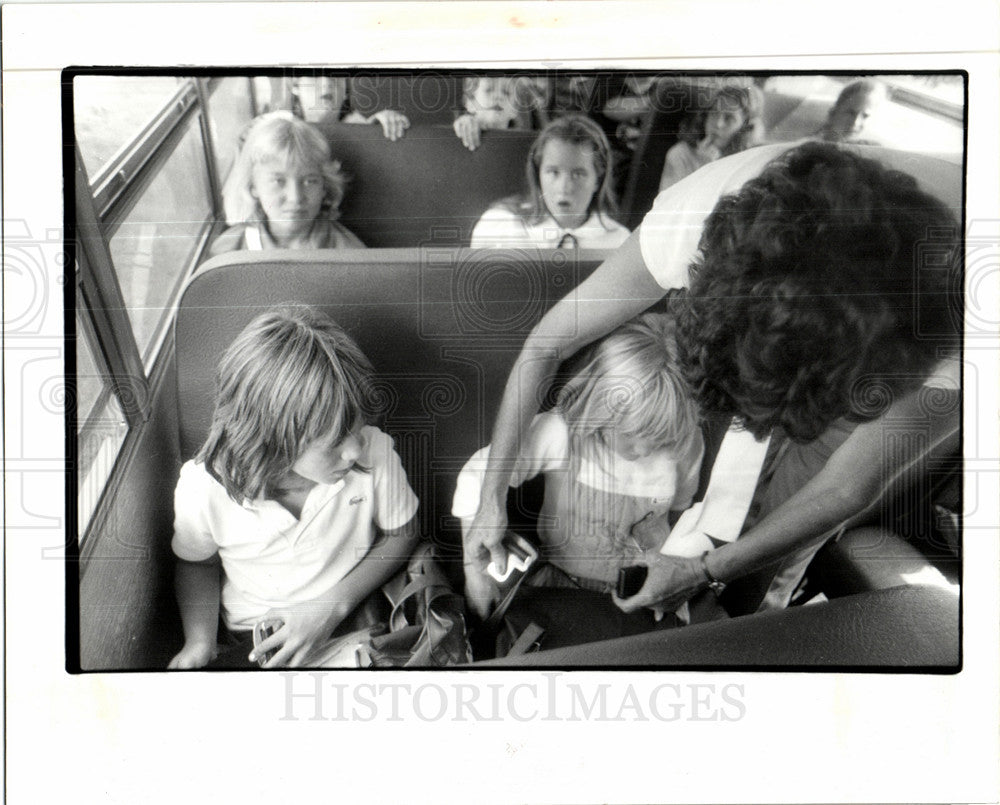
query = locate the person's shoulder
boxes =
[208,224,249,257]
[175,460,227,507]
[361,426,400,466]
[665,140,694,160]
[325,219,366,249]
[479,204,523,224]
[595,214,630,236]
[649,143,794,212]
[845,144,962,210]
[178,459,211,486]
[529,411,570,454]
[470,202,532,246]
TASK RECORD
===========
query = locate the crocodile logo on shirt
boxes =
[349,496,367,506]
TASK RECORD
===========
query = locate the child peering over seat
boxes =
[209,112,366,256]
[452,75,548,151]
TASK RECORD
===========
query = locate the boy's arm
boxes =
[254,518,421,668]
[327,517,422,622]
[168,555,221,669]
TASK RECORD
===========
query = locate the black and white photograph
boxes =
[4,3,998,804]
[70,68,966,672]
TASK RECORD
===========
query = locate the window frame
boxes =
[72,73,241,547]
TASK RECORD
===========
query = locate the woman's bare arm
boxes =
[616,389,961,612]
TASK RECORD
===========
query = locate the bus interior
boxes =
[70,70,965,671]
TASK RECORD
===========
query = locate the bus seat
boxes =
[804,526,960,599]
[315,122,536,247]
[175,247,609,544]
[348,74,463,126]
[472,584,959,667]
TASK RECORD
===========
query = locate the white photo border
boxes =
[4,2,999,803]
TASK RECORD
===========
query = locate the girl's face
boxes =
[538,139,600,230]
[705,96,747,149]
[606,430,659,462]
[827,92,877,140]
[290,422,366,486]
[250,152,326,242]
[467,77,518,128]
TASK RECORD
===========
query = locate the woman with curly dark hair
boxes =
[461,140,961,619]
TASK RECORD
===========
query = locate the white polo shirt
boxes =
[172,426,418,631]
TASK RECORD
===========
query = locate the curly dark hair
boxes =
[674,142,961,443]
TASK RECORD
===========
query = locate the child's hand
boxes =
[167,640,217,670]
[370,109,410,141]
[453,113,482,151]
[250,603,346,668]
[694,134,722,162]
[463,564,501,620]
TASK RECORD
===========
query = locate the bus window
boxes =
[204,76,255,187]
[75,309,129,530]
[105,118,213,363]
[74,76,188,177]
[761,74,964,157]
[73,73,257,537]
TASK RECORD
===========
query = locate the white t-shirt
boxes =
[470,206,630,250]
[172,426,418,630]
[638,141,962,293]
[452,412,704,582]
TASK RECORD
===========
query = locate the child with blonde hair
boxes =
[818,79,887,143]
[210,112,365,256]
[659,84,764,191]
[169,305,419,668]
[453,75,548,151]
[453,313,703,618]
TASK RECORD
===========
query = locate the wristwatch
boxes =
[699,550,726,596]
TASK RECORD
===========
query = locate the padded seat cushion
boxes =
[316,122,536,247]
[473,584,959,667]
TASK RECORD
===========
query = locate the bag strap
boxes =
[381,542,454,631]
[388,575,447,632]
[505,622,545,656]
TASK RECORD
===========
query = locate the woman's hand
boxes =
[463,564,501,621]
[612,551,706,614]
[250,601,348,668]
[370,109,410,141]
[461,504,509,619]
[463,502,509,574]
[453,113,482,151]
[167,640,217,670]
